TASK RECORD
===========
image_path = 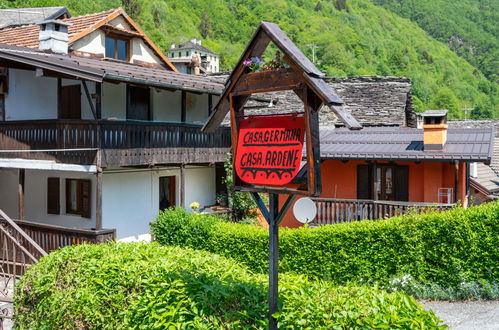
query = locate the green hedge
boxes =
[151,202,499,286]
[15,242,443,329]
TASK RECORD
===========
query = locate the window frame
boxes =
[104,34,130,62]
[65,178,91,218]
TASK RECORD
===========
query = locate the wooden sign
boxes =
[235,115,305,185]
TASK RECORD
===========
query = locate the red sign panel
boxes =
[235,115,305,185]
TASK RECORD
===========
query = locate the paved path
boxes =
[422,301,499,329]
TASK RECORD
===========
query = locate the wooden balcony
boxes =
[311,198,454,225]
[0,120,231,166]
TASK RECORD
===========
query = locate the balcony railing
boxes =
[0,120,231,166]
[311,198,454,225]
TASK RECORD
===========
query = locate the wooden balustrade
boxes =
[311,198,454,225]
[0,120,231,165]
[11,219,115,254]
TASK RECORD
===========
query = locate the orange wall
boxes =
[280,160,467,227]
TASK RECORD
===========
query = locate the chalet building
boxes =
[0,8,232,242]
[168,38,220,74]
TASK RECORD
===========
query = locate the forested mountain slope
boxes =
[370,0,498,84]
[2,0,497,118]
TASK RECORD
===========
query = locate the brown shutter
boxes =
[168,176,176,207]
[357,165,371,199]
[127,86,150,120]
[47,177,60,214]
[394,166,409,201]
[80,179,91,218]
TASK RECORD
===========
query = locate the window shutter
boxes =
[47,177,60,214]
[80,179,91,218]
[394,166,409,201]
[357,165,371,199]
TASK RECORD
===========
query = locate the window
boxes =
[178,52,181,57]
[186,51,190,56]
[105,37,129,61]
[47,178,60,214]
[65,179,91,218]
[59,84,81,119]
[357,164,408,201]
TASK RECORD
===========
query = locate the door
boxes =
[59,85,81,119]
[127,86,150,120]
[375,166,394,201]
[159,176,176,211]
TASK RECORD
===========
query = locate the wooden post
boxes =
[95,82,102,119]
[454,161,459,204]
[208,94,213,116]
[268,193,279,330]
[95,169,103,230]
[57,78,62,118]
[18,168,25,220]
[180,164,185,207]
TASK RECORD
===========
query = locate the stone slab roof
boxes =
[209,74,415,128]
[0,7,69,28]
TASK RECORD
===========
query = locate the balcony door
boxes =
[357,164,408,201]
[127,86,151,121]
[59,84,81,119]
[159,176,176,211]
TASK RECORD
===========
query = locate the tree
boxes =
[199,10,212,39]
[315,1,323,12]
[121,0,141,19]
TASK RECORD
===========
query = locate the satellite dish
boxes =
[293,197,317,224]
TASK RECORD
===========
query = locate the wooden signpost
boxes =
[202,21,361,329]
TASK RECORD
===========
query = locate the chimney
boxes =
[422,110,448,151]
[38,19,72,54]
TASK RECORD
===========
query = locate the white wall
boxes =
[109,16,131,30]
[102,82,127,119]
[5,69,57,120]
[184,167,216,209]
[0,168,20,218]
[186,93,209,124]
[0,169,98,228]
[71,30,105,55]
[102,166,216,238]
[153,89,181,122]
[132,39,163,65]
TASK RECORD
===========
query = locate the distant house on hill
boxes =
[168,38,220,74]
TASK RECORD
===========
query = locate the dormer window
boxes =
[105,36,129,61]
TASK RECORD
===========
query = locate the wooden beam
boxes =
[232,69,302,95]
[95,169,103,230]
[82,80,97,119]
[18,168,25,220]
[454,161,459,203]
[95,82,102,119]
[181,91,186,123]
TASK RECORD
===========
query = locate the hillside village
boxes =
[0,4,497,329]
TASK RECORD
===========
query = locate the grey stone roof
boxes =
[208,74,415,128]
[0,7,69,28]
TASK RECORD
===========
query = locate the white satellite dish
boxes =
[293,197,317,224]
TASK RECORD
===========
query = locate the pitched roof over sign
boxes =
[202,21,362,131]
[0,8,177,71]
[0,7,70,28]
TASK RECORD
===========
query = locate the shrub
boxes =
[151,202,499,288]
[14,242,444,329]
